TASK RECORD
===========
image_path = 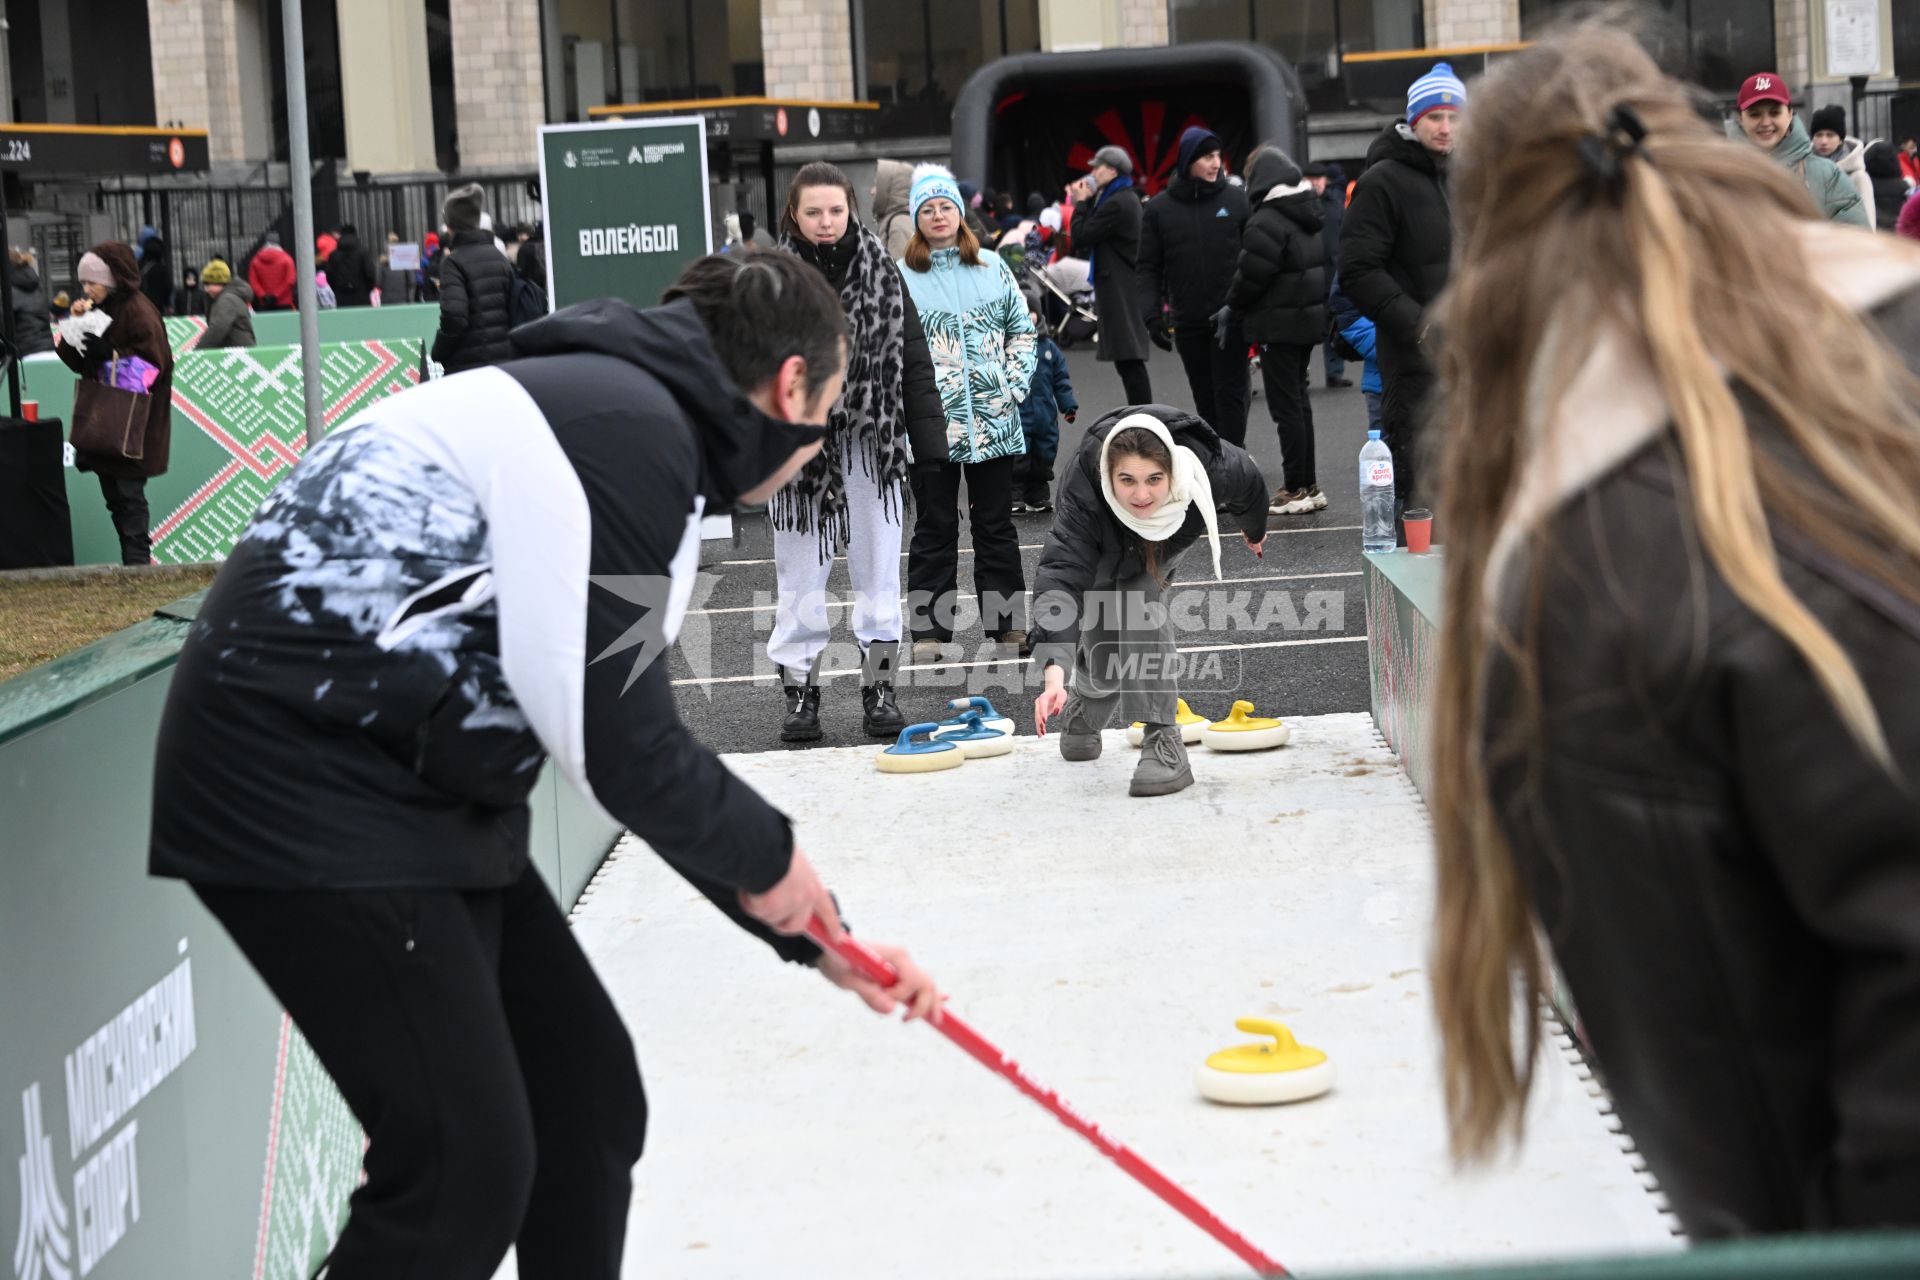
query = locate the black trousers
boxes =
[1259,343,1317,492]
[1114,358,1153,406]
[195,866,647,1280]
[1381,365,1436,512]
[97,472,151,565]
[908,455,1026,639]
[1173,328,1251,447]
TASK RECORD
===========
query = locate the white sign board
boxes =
[1818,0,1892,81]
[388,242,420,271]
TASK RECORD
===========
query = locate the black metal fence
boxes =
[90,172,541,297]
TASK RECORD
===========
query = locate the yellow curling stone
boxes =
[1200,700,1289,752]
[1196,1018,1335,1105]
[1126,698,1212,747]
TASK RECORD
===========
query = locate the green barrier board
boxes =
[161,303,441,353]
[22,339,422,566]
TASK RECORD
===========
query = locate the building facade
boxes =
[3,0,1916,177]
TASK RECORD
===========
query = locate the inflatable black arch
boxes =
[950,42,1309,199]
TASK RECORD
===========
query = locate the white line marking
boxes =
[668,633,1366,686]
[686,570,1364,616]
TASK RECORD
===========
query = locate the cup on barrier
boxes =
[21,400,37,422]
[1403,508,1433,554]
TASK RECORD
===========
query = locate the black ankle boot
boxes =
[860,641,907,737]
[779,667,822,742]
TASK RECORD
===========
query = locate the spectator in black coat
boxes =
[1864,141,1909,231]
[139,234,173,315]
[432,184,517,374]
[1338,62,1462,514]
[1141,127,1253,445]
[325,225,380,308]
[8,249,56,356]
[1227,145,1329,514]
[1069,145,1153,404]
[1306,162,1353,388]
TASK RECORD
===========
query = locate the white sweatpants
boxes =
[768,459,905,677]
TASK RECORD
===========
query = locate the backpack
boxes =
[509,273,548,329]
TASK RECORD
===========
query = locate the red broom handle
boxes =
[805,918,1287,1277]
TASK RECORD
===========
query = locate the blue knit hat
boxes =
[1408,63,1466,126]
[911,164,964,223]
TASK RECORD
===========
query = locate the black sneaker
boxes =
[779,668,822,743]
[1023,489,1053,512]
[1326,375,1354,389]
[1010,497,1031,514]
[862,682,906,736]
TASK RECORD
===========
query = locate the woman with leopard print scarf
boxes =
[771,163,946,744]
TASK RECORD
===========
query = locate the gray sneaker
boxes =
[1058,693,1106,761]
[1129,724,1194,797]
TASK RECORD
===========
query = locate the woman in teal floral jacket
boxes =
[900,164,1039,659]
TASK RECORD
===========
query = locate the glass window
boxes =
[1520,0,1771,95]
[543,0,761,114]
[1896,0,1920,80]
[1172,0,1425,112]
[547,0,616,121]
[266,0,348,161]
[1170,0,1251,42]
[865,0,1040,132]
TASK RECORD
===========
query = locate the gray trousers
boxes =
[1070,565,1181,728]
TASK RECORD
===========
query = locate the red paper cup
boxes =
[1403,508,1433,554]
[21,401,38,422]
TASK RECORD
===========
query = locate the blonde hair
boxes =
[903,217,981,273]
[1429,18,1920,1164]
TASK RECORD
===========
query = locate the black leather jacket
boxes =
[1484,286,1920,1238]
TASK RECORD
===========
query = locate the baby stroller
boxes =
[1021,250,1098,349]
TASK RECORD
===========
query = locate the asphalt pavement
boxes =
[672,341,1375,754]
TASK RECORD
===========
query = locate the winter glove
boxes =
[1146,312,1174,352]
[1210,306,1234,351]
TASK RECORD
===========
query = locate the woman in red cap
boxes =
[1733,71,1870,226]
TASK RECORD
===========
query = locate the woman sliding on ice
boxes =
[1028,407,1268,796]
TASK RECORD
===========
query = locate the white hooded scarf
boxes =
[1096,413,1224,581]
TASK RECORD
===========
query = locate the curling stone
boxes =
[1195,1018,1336,1105]
[937,696,1017,739]
[1126,698,1213,747]
[1200,700,1290,752]
[876,723,966,775]
[934,711,1013,759]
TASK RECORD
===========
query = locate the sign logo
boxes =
[807,108,822,138]
[628,146,643,164]
[166,138,185,170]
[775,108,789,137]
[564,150,577,169]
[1755,75,1773,90]
[12,1084,71,1280]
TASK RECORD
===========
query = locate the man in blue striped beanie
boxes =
[1335,59,1465,535]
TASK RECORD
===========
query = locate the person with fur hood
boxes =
[871,159,917,261]
[1225,144,1330,515]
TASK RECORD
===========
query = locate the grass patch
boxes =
[0,567,220,684]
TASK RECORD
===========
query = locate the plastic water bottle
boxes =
[1360,430,1396,554]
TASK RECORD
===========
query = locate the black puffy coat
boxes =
[139,237,172,316]
[1864,142,1909,232]
[325,231,379,308]
[1485,279,1920,1240]
[1028,404,1269,676]
[1071,180,1150,364]
[9,263,55,355]
[1338,122,1452,350]
[432,230,517,373]
[1226,150,1328,348]
[1140,144,1250,326]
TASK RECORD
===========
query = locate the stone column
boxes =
[763,0,856,101]
[451,0,548,172]
[335,0,437,175]
[147,0,270,164]
[1426,0,1521,52]
[1039,0,1168,53]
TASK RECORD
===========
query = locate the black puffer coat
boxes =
[9,263,54,355]
[1028,404,1268,677]
[1338,122,1452,350]
[1864,142,1909,232]
[1226,149,1328,348]
[325,231,379,309]
[1139,136,1250,326]
[1071,180,1150,363]
[432,230,517,373]
[1485,276,1920,1240]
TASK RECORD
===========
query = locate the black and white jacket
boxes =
[150,298,822,960]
